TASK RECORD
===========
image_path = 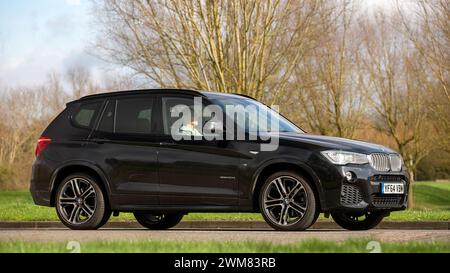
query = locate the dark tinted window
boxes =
[116,97,154,134]
[73,102,102,129]
[98,100,115,133]
[162,96,203,136]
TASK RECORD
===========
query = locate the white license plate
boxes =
[381,183,404,194]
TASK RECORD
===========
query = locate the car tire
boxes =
[55,173,111,230]
[259,171,317,231]
[134,212,184,230]
[331,211,385,230]
[312,210,321,228]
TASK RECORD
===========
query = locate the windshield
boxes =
[209,97,303,134]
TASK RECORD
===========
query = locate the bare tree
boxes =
[361,12,437,207]
[0,86,49,189]
[66,65,93,99]
[286,0,366,138]
[398,0,450,150]
[94,0,332,102]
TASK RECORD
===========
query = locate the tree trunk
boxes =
[407,170,414,209]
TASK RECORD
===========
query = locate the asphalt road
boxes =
[1,228,449,243]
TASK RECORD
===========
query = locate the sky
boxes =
[0,0,399,89]
[0,0,109,88]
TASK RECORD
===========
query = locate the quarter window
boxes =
[73,102,102,129]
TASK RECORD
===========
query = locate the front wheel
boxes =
[259,171,318,231]
[134,212,184,230]
[331,212,385,230]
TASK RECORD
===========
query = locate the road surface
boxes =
[0,228,449,243]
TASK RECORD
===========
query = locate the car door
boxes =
[157,94,241,206]
[90,95,160,206]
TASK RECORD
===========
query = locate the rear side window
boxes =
[116,97,154,134]
[73,102,102,129]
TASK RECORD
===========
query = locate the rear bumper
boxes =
[30,158,52,207]
[30,188,51,206]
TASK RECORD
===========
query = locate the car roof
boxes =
[69,88,255,104]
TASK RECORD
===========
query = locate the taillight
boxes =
[35,136,52,157]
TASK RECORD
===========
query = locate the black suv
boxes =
[30,89,408,231]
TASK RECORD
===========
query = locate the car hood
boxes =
[277,132,397,154]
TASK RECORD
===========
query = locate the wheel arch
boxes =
[49,161,112,207]
[250,160,325,212]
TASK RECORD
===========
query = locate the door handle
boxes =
[159,142,176,146]
[91,138,110,144]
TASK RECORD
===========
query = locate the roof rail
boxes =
[231,93,256,100]
[74,88,205,103]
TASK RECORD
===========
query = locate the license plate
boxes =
[381,183,404,194]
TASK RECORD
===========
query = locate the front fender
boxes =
[249,157,327,210]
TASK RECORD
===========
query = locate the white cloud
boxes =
[65,0,81,6]
[0,45,120,88]
[0,47,65,87]
[45,14,77,38]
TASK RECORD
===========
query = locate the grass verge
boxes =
[1,239,449,253]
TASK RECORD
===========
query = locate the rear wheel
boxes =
[55,173,111,230]
[134,212,184,230]
[259,171,318,231]
[331,211,385,230]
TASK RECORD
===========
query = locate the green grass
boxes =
[384,209,450,221]
[0,181,449,222]
[413,181,450,209]
[1,239,449,253]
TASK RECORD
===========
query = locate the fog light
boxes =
[345,171,355,182]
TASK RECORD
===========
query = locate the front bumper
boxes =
[338,172,408,212]
[316,163,409,212]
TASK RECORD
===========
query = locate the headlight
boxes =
[321,150,369,165]
[389,154,403,172]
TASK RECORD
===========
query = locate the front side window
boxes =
[162,96,203,137]
[115,97,154,134]
[73,101,102,129]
